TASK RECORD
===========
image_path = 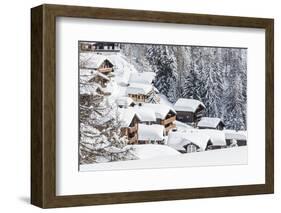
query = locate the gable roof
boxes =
[167,131,211,151]
[133,107,156,122]
[118,108,140,127]
[128,72,156,84]
[80,53,113,69]
[197,117,224,129]
[126,83,153,95]
[80,69,110,85]
[185,129,226,146]
[174,98,205,113]
[223,130,247,141]
[138,124,164,141]
[142,103,176,119]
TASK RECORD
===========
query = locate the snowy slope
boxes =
[80,146,247,171]
[129,144,180,159]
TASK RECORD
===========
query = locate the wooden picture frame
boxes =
[31,4,274,208]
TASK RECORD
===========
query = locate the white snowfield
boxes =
[197,117,223,129]
[129,144,181,159]
[80,146,248,172]
[174,98,205,112]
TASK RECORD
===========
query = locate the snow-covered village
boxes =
[79,42,248,171]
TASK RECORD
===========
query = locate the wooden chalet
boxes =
[88,71,110,88]
[197,117,225,130]
[126,83,155,103]
[174,98,205,125]
[142,103,177,135]
[119,109,141,145]
[95,58,114,74]
[80,54,114,75]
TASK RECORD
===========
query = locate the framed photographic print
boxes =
[31,4,274,208]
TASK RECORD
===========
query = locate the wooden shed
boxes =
[174,98,205,125]
[197,117,225,130]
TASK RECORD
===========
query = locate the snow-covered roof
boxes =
[138,124,164,141]
[133,107,156,122]
[142,103,176,119]
[115,97,135,107]
[167,131,211,151]
[129,144,180,160]
[80,53,113,69]
[118,108,140,127]
[80,69,110,83]
[174,120,194,130]
[197,117,224,129]
[174,98,205,112]
[126,83,153,95]
[128,72,156,84]
[224,130,247,141]
[185,129,226,146]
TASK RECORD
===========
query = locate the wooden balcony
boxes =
[165,123,176,133]
[161,115,176,125]
[98,67,113,73]
[128,124,138,134]
[128,134,138,144]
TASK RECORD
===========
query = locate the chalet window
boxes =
[186,144,197,153]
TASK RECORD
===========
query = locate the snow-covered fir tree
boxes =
[146,45,178,103]
[122,44,247,130]
[79,68,137,164]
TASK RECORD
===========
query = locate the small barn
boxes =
[195,129,227,150]
[119,108,141,145]
[138,124,165,144]
[224,130,247,147]
[167,131,212,153]
[197,117,225,130]
[174,98,205,124]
